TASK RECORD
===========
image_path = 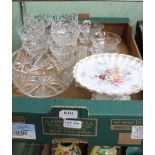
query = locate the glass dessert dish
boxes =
[90,31,121,54]
[73,53,143,100]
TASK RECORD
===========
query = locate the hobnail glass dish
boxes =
[13,49,75,98]
[90,31,121,54]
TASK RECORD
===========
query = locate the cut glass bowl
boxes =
[12,49,75,98]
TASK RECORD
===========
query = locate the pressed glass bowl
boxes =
[12,49,75,98]
[90,31,121,54]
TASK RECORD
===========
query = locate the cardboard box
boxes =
[13,97,142,146]
[12,18,143,147]
[13,17,142,100]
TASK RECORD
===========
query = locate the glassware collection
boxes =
[12,12,143,155]
[12,13,143,99]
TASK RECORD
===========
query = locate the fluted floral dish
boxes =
[73,53,143,98]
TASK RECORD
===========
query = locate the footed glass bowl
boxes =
[90,31,121,54]
[12,49,75,98]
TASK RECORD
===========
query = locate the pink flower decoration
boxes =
[99,74,105,80]
[104,69,113,74]
[112,78,123,85]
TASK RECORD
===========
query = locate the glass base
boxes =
[91,93,131,100]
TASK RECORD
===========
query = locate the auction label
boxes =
[131,126,143,139]
[59,110,78,119]
[63,120,82,129]
[41,117,98,136]
[12,123,36,139]
[111,119,143,130]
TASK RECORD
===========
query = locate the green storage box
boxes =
[13,97,143,146]
[126,147,143,155]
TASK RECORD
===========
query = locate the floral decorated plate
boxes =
[73,53,143,96]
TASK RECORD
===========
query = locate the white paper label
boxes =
[131,126,143,139]
[59,110,78,119]
[63,120,82,129]
[12,123,36,139]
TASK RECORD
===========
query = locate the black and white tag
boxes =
[63,120,82,129]
[12,123,36,139]
[59,110,78,119]
[131,126,143,139]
